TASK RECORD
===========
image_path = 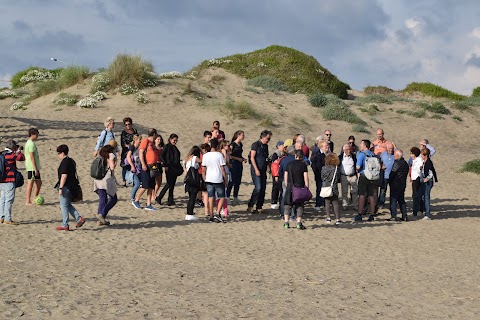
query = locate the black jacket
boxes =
[389,158,409,191]
[161,143,181,168]
[311,152,326,179]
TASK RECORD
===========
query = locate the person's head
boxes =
[213,120,221,129]
[220,139,230,150]
[276,141,284,150]
[210,138,220,150]
[419,138,429,150]
[131,134,142,147]
[6,140,19,152]
[394,149,403,160]
[386,142,394,154]
[108,139,118,149]
[99,145,114,161]
[376,129,385,141]
[200,143,211,153]
[410,147,421,158]
[360,139,371,151]
[286,145,295,155]
[315,135,325,145]
[421,147,430,159]
[147,128,158,140]
[168,133,178,145]
[324,129,332,141]
[203,131,212,143]
[28,128,39,140]
[211,128,219,139]
[231,130,244,142]
[348,135,356,144]
[296,134,305,145]
[292,134,300,143]
[104,117,115,130]
[259,130,272,144]
[294,149,304,160]
[186,145,201,160]
[155,134,164,147]
[325,153,339,166]
[294,141,303,151]
[56,144,69,157]
[123,117,133,130]
[319,140,329,153]
[343,144,351,156]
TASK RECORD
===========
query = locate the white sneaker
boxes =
[271,203,279,209]
[185,215,199,221]
[422,216,432,220]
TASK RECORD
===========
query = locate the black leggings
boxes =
[187,188,198,215]
[158,170,177,203]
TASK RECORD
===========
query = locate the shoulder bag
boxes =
[320,166,338,198]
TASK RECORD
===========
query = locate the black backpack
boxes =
[90,157,108,179]
[0,152,7,181]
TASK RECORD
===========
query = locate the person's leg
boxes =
[0,184,6,220]
[378,179,387,207]
[167,173,177,204]
[33,179,42,198]
[248,167,261,208]
[157,171,171,203]
[398,190,407,220]
[152,174,162,204]
[25,174,34,204]
[340,175,349,208]
[424,182,432,218]
[257,171,267,209]
[349,176,358,210]
[135,188,146,202]
[202,191,209,215]
[65,188,81,222]
[368,195,376,215]
[332,196,340,221]
[187,190,197,215]
[122,166,127,184]
[284,204,292,223]
[390,189,399,219]
[280,181,286,216]
[412,180,420,216]
[131,174,140,200]
[96,189,107,215]
[234,163,243,198]
[146,189,153,206]
[315,177,323,208]
[103,193,118,218]
[2,183,15,222]
[324,198,332,220]
[296,204,304,224]
[59,190,70,227]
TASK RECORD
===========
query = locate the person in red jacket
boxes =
[0,140,25,225]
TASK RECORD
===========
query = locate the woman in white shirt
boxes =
[409,147,423,216]
[184,146,202,221]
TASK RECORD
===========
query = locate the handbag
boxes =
[184,158,200,187]
[292,185,312,204]
[15,170,24,188]
[320,166,338,198]
[71,184,83,202]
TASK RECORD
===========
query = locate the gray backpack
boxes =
[364,154,381,180]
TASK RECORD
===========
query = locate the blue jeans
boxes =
[130,173,140,200]
[0,182,16,221]
[59,187,81,227]
[416,181,432,218]
[248,167,267,209]
[378,178,389,206]
[206,182,226,198]
[315,178,323,207]
[227,161,243,198]
[96,189,118,218]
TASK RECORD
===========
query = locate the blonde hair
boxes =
[108,140,118,149]
[104,117,115,128]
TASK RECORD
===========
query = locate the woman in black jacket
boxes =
[156,134,181,206]
[417,148,438,220]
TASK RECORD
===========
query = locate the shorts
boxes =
[358,174,378,197]
[139,170,155,189]
[27,171,41,180]
[206,182,226,198]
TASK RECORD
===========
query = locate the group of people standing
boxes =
[0,117,438,230]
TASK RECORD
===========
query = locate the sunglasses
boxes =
[348,142,354,144]
[325,134,331,136]
[125,123,132,126]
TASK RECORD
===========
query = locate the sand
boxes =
[0,69,479,319]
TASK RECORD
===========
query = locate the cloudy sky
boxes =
[1,0,479,94]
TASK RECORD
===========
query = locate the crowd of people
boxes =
[0,118,438,230]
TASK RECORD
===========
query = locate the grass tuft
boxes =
[246,76,289,92]
[403,82,466,101]
[322,102,366,125]
[472,86,480,97]
[105,54,157,89]
[452,115,463,121]
[364,86,394,95]
[417,101,451,114]
[308,92,328,107]
[352,124,370,133]
[223,98,260,119]
[354,95,392,105]
[359,104,380,116]
[460,159,480,174]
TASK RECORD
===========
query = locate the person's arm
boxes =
[93,130,106,157]
[108,155,116,171]
[15,150,25,161]
[139,147,147,171]
[202,166,207,182]
[427,144,436,157]
[221,165,227,186]
[304,172,309,189]
[284,170,288,186]
[58,173,68,195]
[251,148,260,176]
[126,149,135,173]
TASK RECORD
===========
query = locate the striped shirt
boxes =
[1,149,25,183]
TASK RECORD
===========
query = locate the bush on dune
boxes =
[364,85,394,95]
[105,54,158,89]
[403,82,466,101]
[461,159,480,174]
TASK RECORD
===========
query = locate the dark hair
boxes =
[169,133,178,141]
[260,130,272,138]
[99,145,114,162]
[210,138,219,150]
[200,143,211,152]
[325,153,339,166]
[28,128,39,137]
[147,128,158,137]
[156,134,165,148]
[410,147,421,157]
[231,130,244,142]
[186,145,201,160]
[56,144,69,155]
[348,135,355,141]
[294,149,304,159]
[213,120,220,126]
[362,139,371,149]
[203,131,212,137]
[123,117,133,124]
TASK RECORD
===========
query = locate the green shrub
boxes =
[106,54,157,89]
[451,96,480,111]
[352,124,370,133]
[136,91,149,104]
[430,114,444,120]
[359,104,380,115]
[322,103,366,125]
[211,75,226,82]
[308,92,328,107]
[11,66,59,88]
[364,86,394,95]
[396,108,426,118]
[472,87,480,97]
[355,94,393,105]
[461,159,480,174]
[52,92,80,106]
[259,116,275,127]
[57,66,90,88]
[369,116,382,124]
[245,86,262,94]
[417,101,451,114]
[33,80,58,96]
[189,45,350,98]
[246,76,289,92]
[452,115,463,121]
[223,98,260,119]
[403,82,466,101]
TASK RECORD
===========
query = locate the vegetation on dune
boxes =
[105,54,158,90]
[222,98,261,120]
[190,45,350,98]
[322,102,366,125]
[352,94,393,105]
[246,76,289,92]
[403,82,466,101]
[451,96,480,111]
[308,92,328,107]
[461,159,480,174]
[416,101,451,115]
[364,85,394,95]
[352,124,370,133]
[472,86,480,97]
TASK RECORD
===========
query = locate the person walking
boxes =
[157,134,182,206]
[283,149,309,230]
[322,153,342,225]
[247,130,272,213]
[184,146,202,221]
[227,130,246,205]
[416,148,438,220]
[388,149,409,221]
[94,117,116,157]
[125,135,142,203]
[93,144,118,225]
[120,117,138,187]
[339,144,358,211]
[0,140,25,225]
[25,128,42,205]
[152,134,164,204]
[55,144,85,230]
[133,129,159,210]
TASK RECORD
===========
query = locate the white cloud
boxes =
[471,27,480,39]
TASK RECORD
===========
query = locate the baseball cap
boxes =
[276,140,284,148]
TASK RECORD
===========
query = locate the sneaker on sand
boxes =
[209,217,215,223]
[247,206,254,213]
[353,214,363,222]
[132,201,142,209]
[283,222,289,229]
[335,220,343,225]
[367,214,375,222]
[214,214,225,223]
[271,203,279,209]
[144,205,157,211]
[325,218,332,224]
[56,225,69,231]
[76,217,85,228]
[185,214,199,221]
[3,220,18,225]
[422,216,432,220]
[296,223,306,230]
